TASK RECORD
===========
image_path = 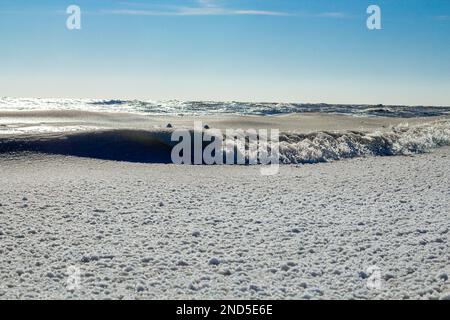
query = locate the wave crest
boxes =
[0,121,449,164]
[277,120,450,164]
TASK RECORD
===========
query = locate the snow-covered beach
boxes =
[0,147,449,299]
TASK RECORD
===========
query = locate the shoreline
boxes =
[1,109,449,133]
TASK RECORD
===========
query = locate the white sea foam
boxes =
[277,120,450,164]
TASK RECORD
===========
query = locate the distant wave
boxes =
[1,120,449,164]
[90,99,128,106]
[1,97,450,118]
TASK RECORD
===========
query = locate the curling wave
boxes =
[0,121,449,164]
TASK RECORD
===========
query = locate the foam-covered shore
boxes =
[0,149,449,299]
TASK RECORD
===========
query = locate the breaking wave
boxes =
[1,121,449,164]
[277,120,450,164]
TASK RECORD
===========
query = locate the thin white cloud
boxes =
[103,1,345,18]
[103,8,289,16]
[316,12,347,18]
[235,10,291,16]
[104,0,291,16]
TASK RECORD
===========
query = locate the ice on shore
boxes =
[0,147,448,299]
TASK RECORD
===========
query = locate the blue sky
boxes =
[0,0,449,105]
